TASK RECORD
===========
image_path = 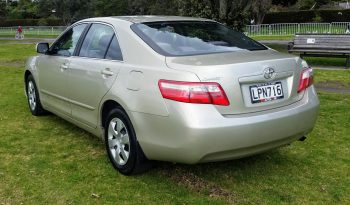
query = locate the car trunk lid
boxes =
[165,49,305,115]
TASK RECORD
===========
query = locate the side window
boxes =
[105,35,123,61]
[79,24,114,59]
[50,24,87,56]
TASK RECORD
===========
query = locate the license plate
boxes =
[250,82,284,104]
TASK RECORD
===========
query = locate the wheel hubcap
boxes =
[28,81,36,111]
[107,118,130,166]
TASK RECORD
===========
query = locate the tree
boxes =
[250,0,272,24]
[128,0,178,15]
[4,0,273,28]
[93,0,128,17]
[296,0,331,10]
[37,0,94,25]
[272,0,298,6]
[177,0,272,30]
[0,1,7,18]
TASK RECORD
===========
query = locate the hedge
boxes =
[319,9,350,22]
[0,18,64,27]
[263,9,350,24]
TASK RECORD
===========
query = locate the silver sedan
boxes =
[25,16,319,175]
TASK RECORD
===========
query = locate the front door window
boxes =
[50,24,87,56]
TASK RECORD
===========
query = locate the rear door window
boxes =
[79,24,114,59]
[105,35,123,61]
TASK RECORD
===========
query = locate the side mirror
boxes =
[36,42,49,54]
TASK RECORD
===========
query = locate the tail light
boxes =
[297,68,313,93]
[158,80,230,106]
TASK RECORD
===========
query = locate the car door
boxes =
[68,23,123,128]
[37,23,88,116]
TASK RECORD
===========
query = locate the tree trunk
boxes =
[219,0,227,20]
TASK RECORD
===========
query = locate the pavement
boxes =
[0,37,55,43]
[315,86,350,94]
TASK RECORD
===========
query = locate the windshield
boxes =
[131,21,267,56]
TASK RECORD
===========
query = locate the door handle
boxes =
[60,64,69,70]
[101,68,114,76]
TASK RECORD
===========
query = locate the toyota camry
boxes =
[25,16,319,175]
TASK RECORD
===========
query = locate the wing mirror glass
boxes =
[36,42,49,54]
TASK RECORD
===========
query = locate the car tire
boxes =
[26,75,46,116]
[105,108,151,175]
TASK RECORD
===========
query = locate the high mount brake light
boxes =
[158,80,230,106]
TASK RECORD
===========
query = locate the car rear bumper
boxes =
[131,86,319,164]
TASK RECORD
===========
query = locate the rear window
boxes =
[131,21,267,56]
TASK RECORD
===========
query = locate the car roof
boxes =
[81,16,215,24]
[113,16,214,23]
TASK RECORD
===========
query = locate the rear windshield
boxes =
[131,21,267,56]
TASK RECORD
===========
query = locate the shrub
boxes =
[37,18,48,26]
[319,9,350,22]
[0,18,64,27]
[263,10,316,23]
[263,9,350,23]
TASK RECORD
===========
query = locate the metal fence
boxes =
[0,26,67,36]
[245,22,350,36]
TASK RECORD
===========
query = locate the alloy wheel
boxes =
[28,81,36,111]
[107,118,130,166]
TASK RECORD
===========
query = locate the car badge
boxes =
[263,67,275,79]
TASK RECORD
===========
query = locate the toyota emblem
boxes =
[263,67,275,79]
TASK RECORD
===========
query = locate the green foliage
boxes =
[177,0,213,18]
[128,0,179,15]
[313,13,323,22]
[4,0,38,19]
[0,18,63,27]
[319,9,350,22]
[264,10,316,23]
[1,0,273,29]
[297,0,316,10]
[316,0,331,6]
[264,9,350,23]
[176,0,272,31]
[93,0,128,16]
[272,0,298,6]
[296,0,331,9]
[0,2,7,17]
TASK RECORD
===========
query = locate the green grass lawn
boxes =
[0,41,349,204]
[251,35,293,41]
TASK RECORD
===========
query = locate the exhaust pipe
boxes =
[299,136,307,141]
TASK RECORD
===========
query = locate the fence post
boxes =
[329,23,332,33]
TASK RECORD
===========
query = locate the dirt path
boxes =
[315,81,350,94]
[259,40,290,45]
[0,37,54,44]
[315,87,350,94]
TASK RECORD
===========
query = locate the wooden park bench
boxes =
[288,34,350,68]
